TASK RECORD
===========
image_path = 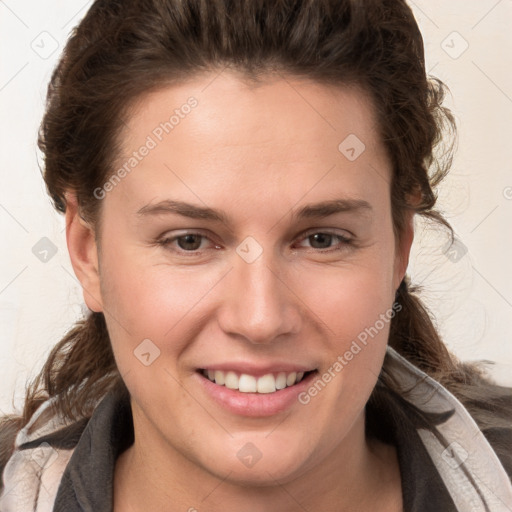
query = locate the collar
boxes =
[384,347,512,511]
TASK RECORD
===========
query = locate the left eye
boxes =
[173,234,204,251]
[295,232,352,251]
[158,233,215,252]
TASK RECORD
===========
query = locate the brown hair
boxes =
[2,0,511,489]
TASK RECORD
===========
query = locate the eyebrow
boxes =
[136,198,372,224]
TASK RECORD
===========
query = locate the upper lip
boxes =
[198,362,316,377]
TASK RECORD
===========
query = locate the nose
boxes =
[216,249,302,345]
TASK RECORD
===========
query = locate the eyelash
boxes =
[156,229,354,257]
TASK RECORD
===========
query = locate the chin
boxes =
[192,434,315,487]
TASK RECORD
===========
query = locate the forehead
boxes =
[121,71,383,154]
[110,71,391,216]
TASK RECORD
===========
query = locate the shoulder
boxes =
[457,381,512,481]
[378,346,512,508]
[483,424,512,480]
[0,397,89,512]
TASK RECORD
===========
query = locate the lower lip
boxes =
[196,371,317,417]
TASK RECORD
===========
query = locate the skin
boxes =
[66,70,414,511]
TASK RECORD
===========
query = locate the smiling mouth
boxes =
[198,369,317,394]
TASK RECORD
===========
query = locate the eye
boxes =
[174,233,206,251]
[157,231,220,255]
[294,230,353,252]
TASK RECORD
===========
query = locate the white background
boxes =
[1,0,511,414]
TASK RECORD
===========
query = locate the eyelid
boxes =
[158,227,352,242]
[298,227,353,240]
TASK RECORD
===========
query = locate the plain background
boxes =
[1,0,511,414]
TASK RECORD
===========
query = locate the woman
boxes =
[1,1,511,511]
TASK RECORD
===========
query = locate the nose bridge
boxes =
[218,243,301,344]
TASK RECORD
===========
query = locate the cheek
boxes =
[298,251,396,342]
[297,246,397,396]
[98,243,228,360]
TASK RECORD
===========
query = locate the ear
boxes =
[65,193,103,312]
[393,208,415,291]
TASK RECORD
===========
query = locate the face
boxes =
[71,71,412,487]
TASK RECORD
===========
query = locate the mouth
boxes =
[195,363,319,416]
[197,368,317,394]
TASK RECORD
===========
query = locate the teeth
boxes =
[204,369,308,393]
[224,371,239,390]
[239,374,257,392]
[286,372,297,387]
[275,372,287,390]
[257,374,276,394]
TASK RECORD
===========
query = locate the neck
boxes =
[113,410,402,512]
